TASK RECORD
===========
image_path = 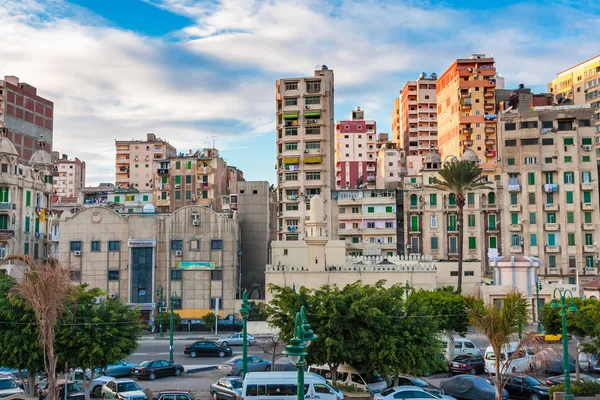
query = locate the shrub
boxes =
[548,380,600,398]
[332,382,365,393]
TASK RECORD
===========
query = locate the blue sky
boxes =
[0,0,599,184]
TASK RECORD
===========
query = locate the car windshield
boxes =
[138,362,151,367]
[0,379,18,390]
[118,382,141,392]
[230,380,243,389]
[362,373,384,383]
[453,355,471,362]
[524,377,541,387]
[410,378,430,387]
[66,383,81,393]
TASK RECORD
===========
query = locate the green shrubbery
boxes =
[331,382,365,393]
[548,380,600,398]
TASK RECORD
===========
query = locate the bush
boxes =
[548,380,600,398]
[202,312,217,331]
[332,382,365,393]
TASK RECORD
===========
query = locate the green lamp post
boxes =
[284,306,317,400]
[169,291,178,365]
[535,280,543,333]
[550,288,578,400]
[156,286,164,337]
[239,290,252,378]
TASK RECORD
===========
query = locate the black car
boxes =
[488,375,549,400]
[210,377,243,400]
[441,375,508,400]
[393,376,444,396]
[153,390,195,400]
[183,341,232,358]
[545,373,596,386]
[131,360,184,380]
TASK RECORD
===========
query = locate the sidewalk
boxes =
[140,332,276,341]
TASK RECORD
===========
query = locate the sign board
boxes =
[128,238,156,248]
[177,261,217,270]
[171,297,182,310]
[487,248,499,258]
[127,302,156,311]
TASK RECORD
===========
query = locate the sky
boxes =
[0,0,599,185]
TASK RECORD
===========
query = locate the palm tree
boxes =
[431,159,492,293]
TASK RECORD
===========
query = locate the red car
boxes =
[448,354,485,375]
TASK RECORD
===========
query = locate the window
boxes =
[366,222,375,229]
[585,233,594,246]
[582,137,593,145]
[352,207,359,214]
[0,187,9,203]
[306,80,321,93]
[91,241,101,252]
[468,237,476,249]
[429,194,437,206]
[285,81,298,90]
[566,191,574,204]
[530,234,537,246]
[467,192,475,205]
[583,156,591,162]
[547,213,556,223]
[170,270,182,280]
[108,271,119,281]
[521,138,539,145]
[24,242,29,255]
[468,214,476,227]
[305,127,320,135]
[305,141,320,150]
[211,239,223,250]
[528,192,535,204]
[488,192,495,204]
[286,203,299,211]
[108,241,120,251]
[564,172,574,184]
[567,212,575,224]
[211,270,223,280]
[285,142,298,151]
[541,121,553,129]
[559,121,574,131]
[529,212,536,224]
[488,214,496,229]
[563,137,574,145]
[489,236,497,249]
[547,233,556,246]
[586,256,594,269]
[430,216,438,228]
[175,175,181,185]
[305,96,320,105]
[507,158,515,165]
[584,191,592,203]
[189,239,200,251]
[527,172,535,185]
[186,161,192,169]
[284,98,297,106]
[505,123,516,131]
[385,221,394,228]
[431,237,438,250]
[511,234,521,247]
[305,172,321,180]
[450,271,459,277]
[24,216,30,233]
[524,157,537,164]
[175,191,181,200]
[549,255,557,269]
[510,193,518,205]
[542,138,554,145]
[585,212,592,224]
[564,156,572,163]
[185,175,192,184]
[25,190,31,206]
[339,207,345,214]
[410,215,419,232]
[210,298,222,310]
[505,139,517,147]
[582,171,592,183]
[448,215,457,231]
[367,207,375,213]
[286,127,298,136]
[285,172,298,181]
[175,161,181,169]
[520,121,539,129]
[465,271,475,276]
[511,213,519,225]
[449,194,456,205]
[567,233,576,246]
[0,215,7,230]
[70,241,82,251]
[544,157,553,164]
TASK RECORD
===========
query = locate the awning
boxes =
[283,157,299,165]
[304,156,322,164]
[283,113,298,120]
[304,111,321,118]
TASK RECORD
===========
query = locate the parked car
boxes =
[104,361,137,378]
[441,375,508,400]
[542,354,576,375]
[210,377,243,400]
[39,380,85,400]
[218,333,256,347]
[69,370,115,398]
[131,360,183,380]
[487,375,549,400]
[101,378,147,400]
[308,364,388,393]
[183,341,232,358]
[152,390,195,400]
[219,356,271,376]
[392,376,444,396]
[545,373,595,386]
[440,338,480,356]
[448,354,485,375]
[375,386,455,400]
[0,375,25,398]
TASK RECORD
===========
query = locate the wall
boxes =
[270,240,347,270]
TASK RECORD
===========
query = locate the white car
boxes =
[375,386,456,400]
[101,379,147,400]
[71,370,115,398]
[0,375,25,398]
[218,332,256,346]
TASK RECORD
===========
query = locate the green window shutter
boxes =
[566,191,573,204]
[0,215,7,230]
[489,236,497,249]
[564,156,572,163]
[352,237,359,244]
[582,138,593,145]
[529,212,536,224]
[25,216,30,233]
[467,192,475,204]
[175,176,181,185]
[429,194,437,206]
[175,191,181,200]
[586,233,594,245]
[530,234,537,246]
[26,191,31,206]
[510,193,518,204]
[511,213,518,225]
[186,190,191,200]
[548,234,556,246]
[583,156,591,162]
[468,215,475,227]
[411,215,419,232]
[584,191,592,203]
[449,215,457,231]
[567,212,574,224]
[527,172,535,185]
[488,192,495,204]
[175,161,181,169]
[568,233,575,246]
[585,212,592,224]
[410,178,416,183]
[143,195,149,201]
[488,214,496,228]
[449,194,456,205]
[162,176,168,184]
[35,218,39,233]
[547,213,555,223]
[24,242,29,255]
[563,138,574,145]
[187,161,192,169]
[202,191,208,199]
[114,195,120,202]
[367,207,375,213]
[385,206,393,213]
[431,237,438,250]
[161,192,167,200]
[507,158,515,165]
[468,237,476,249]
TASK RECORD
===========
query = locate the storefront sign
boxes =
[127,302,156,311]
[128,238,156,248]
[177,261,217,270]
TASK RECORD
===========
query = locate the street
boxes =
[135,369,224,400]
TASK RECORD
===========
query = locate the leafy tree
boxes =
[156,310,182,332]
[266,284,311,342]
[202,312,217,332]
[248,301,269,321]
[407,287,469,360]
[431,160,491,293]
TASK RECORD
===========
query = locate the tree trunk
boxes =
[47,348,57,400]
[393,375,399,387]
[26,370,36,396]
[445,329,455,361]
[494,351,503,400]
[329,364,339,385]
[84,369,95,400]
[457,205,464,294]
[575,338,581,381]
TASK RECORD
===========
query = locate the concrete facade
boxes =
[57,205,240,322]
[51,153,86,203]
[376,143,404,190]
[275,66,335,241]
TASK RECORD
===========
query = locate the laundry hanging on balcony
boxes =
[543,184,558,193]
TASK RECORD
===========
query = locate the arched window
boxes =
[488,192,496,205]
[410,194,418,206]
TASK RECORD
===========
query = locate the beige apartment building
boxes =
[499,105,600,281]
[51,152,85,203]
[154,148,243,213]
[548,54,600,158]
[376,142,405,189]
[437,54,499,177]
[57,205,240,322]
[403,151,501,274]
[115,133,177,189]
[275,66,335,241]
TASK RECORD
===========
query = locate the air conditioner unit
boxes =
[305,105,310,109]
[160,307,168,313]
[175,250,183,257]
[192,220,200,226]
[109,293,117,299]
[583,145,592,151]
[174,184,181,189]
[73,251,81,256]
[569,267,576,273]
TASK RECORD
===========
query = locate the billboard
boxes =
[177,261,217,270]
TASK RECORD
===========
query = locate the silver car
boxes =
[217,333,256,346]
[101,379,147,400]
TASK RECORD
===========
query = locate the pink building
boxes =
[335,107,377,189]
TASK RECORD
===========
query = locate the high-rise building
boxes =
[396,73,438,156]
[334,107,377,189]
[275,66,334,241]
[0,76,54,162]
[391,98,401,145]
[376,143,404,190]
[51,153,86,203]
[115,133,176,189]
[499,104,600,280]
[437,55,499,176]
[548,54,600,158]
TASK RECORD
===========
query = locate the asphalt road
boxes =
[125,369,225,400]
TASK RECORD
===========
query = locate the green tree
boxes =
[407,287,469,360]
[202,312,217,332]
[266,284,311,342]
[248,301,269,321]
[156,311,182,332]
[431,160,492,293]
[465,292,532,400]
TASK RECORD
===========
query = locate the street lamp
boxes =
[169,291,178,365]
[284,306,317,400]
[550,288,578,400]
[156,286,164,338]
[239,290,252,378]
[535,280,543,333]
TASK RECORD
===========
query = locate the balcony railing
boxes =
[509,224,522,232]
[545,245,560,253]
[544,223,559,231]
[584,245,596,253]
[484,91,494,98]
[581,182,593,191]
[485,138,496,145]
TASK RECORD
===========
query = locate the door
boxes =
[158,360,172,376]
[206,342,220,356]
[231,333,241,345]
[106,382,117,399]
[313,383,335,400]
[449,237,457,254]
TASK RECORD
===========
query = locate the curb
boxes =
[185,366,218,374]
[141,336,220,341]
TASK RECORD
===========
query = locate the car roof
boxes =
[157,390,193,394]
[113,379,137,383]
[220,377,242,382]
[392,386,427,392]
[0,376,15,380]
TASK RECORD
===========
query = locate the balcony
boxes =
[581,182,593,191]
[544,223,559,231]
[462,127,473,135]
[508,184,521,192]
[545,245,560,253]
[484,91,494,98]
[0,202,13,211]
[198,166,213,175]
[582,203,594,211]
[542,184,559,193]
[464,140,473,147]
[366,166,376,172]
[509,204,521,212]
[583,223,595,231]
[509,224,522,232]
[544,203,559,211]
[584,245,596,253]
[156,168,169,175]
[484,104,495,111]
[483,114,498,121]
[485,127,495,134]
[116,158,129,164]
[510,246,522,253]
[485,138,496,145]
[485,151,495,158]
[0,229,15,240]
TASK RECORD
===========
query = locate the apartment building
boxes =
[115,133,176,189]
[332,189,398,257]
[51,153,86,202]
[0,76,54,162]
[107,188,154,213]
[396,73,438,156]
[499,105,600,280]
[154,148,242,213]
[403,151,501,273]
[376,143,404,190]
[275,66,335,241]
[548,55,600,158]
[437,55,498,176]
[334,107,377,189]
[391,98,401,145]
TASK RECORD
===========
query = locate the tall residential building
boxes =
[376,143,404,190]
[51,152,86,203]
[437,55,498,176]
[275,66,334,241]
[334,107,377,190]
[115,133,176,189]
[154,148,242,213]
[548,55,600,158]
[499,105,600,280]
[0,76,54,162]
[397,73,438,156]
[391,98,401,145]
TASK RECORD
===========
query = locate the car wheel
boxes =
[469,367,476,375]
[222,341,228,346]
[530,394,541,400]
[93,386,103,398]
[149,372,156,381]
[190,351,197,358]
[219,351,225,357]
[175,368,182,376]
[265,365,271,371]
[212,392,218,400]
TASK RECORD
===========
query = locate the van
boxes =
[308,364,388,393]
[440,338,480,357]
[243,372,343,400]
[484,343,534,374]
